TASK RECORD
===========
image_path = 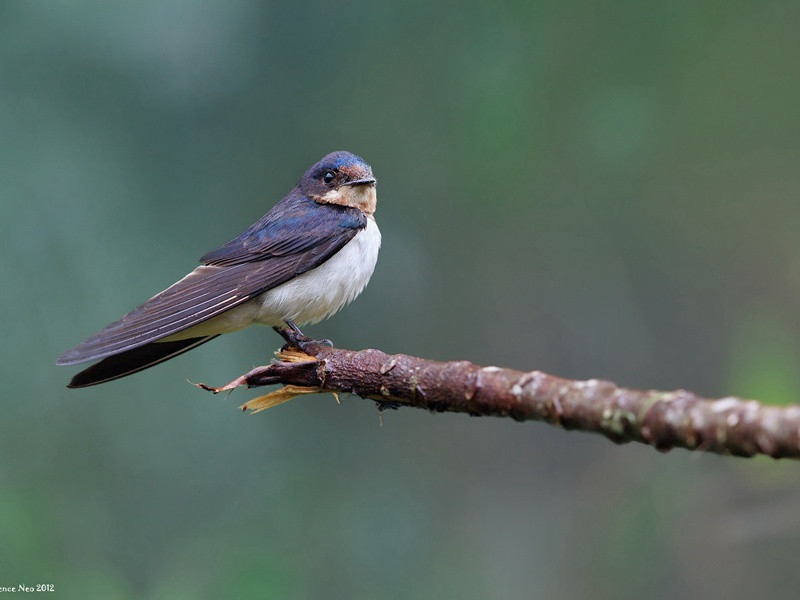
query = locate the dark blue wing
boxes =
[57,193,366,365]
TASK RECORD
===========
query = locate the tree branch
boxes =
[197,342,800,460]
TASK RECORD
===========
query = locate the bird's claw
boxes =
[273,321,333,354]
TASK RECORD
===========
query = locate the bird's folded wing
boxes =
[57,236,349,365]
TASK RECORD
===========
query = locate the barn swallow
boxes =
[57,150,380,388]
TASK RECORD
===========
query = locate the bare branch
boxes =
[197,343,800,460]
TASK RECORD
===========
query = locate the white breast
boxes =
[252,216,381,326]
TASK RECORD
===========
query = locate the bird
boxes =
[57,150,380,388]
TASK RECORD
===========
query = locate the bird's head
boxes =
[300,151,377,214]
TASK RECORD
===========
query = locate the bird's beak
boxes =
[343,177,377,186]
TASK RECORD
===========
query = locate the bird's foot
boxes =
[273,320,333,354]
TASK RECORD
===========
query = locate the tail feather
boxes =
[67,336,218,388]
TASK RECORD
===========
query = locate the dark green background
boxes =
[3,2,800,598]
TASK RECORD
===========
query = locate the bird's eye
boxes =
[323,171,335,184]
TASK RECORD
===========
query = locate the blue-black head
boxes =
[300,151,377,214]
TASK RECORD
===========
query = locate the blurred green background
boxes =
[2,1,800,598]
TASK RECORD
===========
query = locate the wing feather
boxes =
[57,205,360,366]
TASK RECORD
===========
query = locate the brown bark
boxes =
[198,342,800,460]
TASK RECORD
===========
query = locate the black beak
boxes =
[343,177,377,186]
